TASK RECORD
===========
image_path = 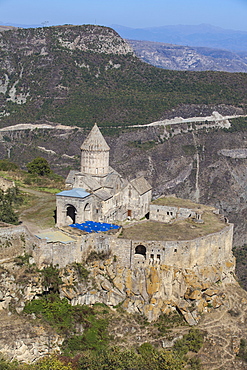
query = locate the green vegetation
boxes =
[27,157,51,177]
[173,328,204,356]
[40,265,63,293]
[0,187,23,224]
[0,158,63,191]
[21,265,204,369]
[233,245,247,290]
[154,312,187,336]
[0,160,19,171]
[1,25,247,128]
[182,144,197,155]
[14,253,32,266]
[224,116,247,132]
[71,262,90,281]
[0,161,64,230]
[237,338,247,362]
[128,140,156,150]
[86,250,111,263]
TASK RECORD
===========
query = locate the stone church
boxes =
[56,124,152,226]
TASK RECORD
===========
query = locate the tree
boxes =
[0,189,19,225]
[26,157,51,176]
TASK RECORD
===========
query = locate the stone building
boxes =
[56,124,152,226]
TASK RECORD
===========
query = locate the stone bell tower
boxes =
[80,123,110,176]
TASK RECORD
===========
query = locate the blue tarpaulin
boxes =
[69,221,120,233]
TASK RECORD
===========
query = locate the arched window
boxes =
[84,203,91,221]
[135,245,146,258]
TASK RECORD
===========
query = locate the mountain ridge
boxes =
[112,23,247,52]
[128,39,247,72]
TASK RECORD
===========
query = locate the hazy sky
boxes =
[0,0,247,31]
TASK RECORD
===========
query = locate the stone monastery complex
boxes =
[0,124,236,323]
[56,123,152,226]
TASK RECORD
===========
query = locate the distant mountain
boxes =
[112,24,247,52]
[128,39,247,72]
[0,21,41,29]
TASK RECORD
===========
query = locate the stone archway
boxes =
[135,245,146,258]
[84,203,91,221]
[66,205,77,224]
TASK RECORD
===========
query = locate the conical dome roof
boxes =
[81,124,110,151]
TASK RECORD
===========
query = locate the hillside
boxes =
[128,40,247,73]
[1,25,247,127]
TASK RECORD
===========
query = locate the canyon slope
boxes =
[1,25,247,127]
[128,39,247,72]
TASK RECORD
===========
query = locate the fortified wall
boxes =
[30,222,234,271]
[0,200,236,323]
[0,223,39,262]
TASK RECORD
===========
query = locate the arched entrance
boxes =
[66,205,77,224]
[135,245,146,258]
[84,203,91,221]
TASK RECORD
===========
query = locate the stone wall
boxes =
[0,222,236,323]
[149,204,199,223]
[0,176,15,192]
[0,224,39,262]
[67,224,235,323]
[0,222,234,275]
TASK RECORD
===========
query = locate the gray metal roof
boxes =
[56,188,91,198]
[65,170,78,185]
[130,177,152,195]
[94,188,112,201]
[81,174,102,191]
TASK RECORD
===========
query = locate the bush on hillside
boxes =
[26,157,51,176]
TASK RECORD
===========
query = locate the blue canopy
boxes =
[70,220,120,233]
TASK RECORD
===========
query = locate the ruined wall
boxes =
[149,204,198,223]
[0,176,15,192]
[0,225,38,262]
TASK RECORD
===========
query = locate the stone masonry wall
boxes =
[0,225,39,262]
[149,204,198,223]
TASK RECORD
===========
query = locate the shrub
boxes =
[237,338,247,362]
[173,328,204,357]
[26,157,51,176]
[72,262,90,281]
[0,159,18,171]
[41,265,62,293]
